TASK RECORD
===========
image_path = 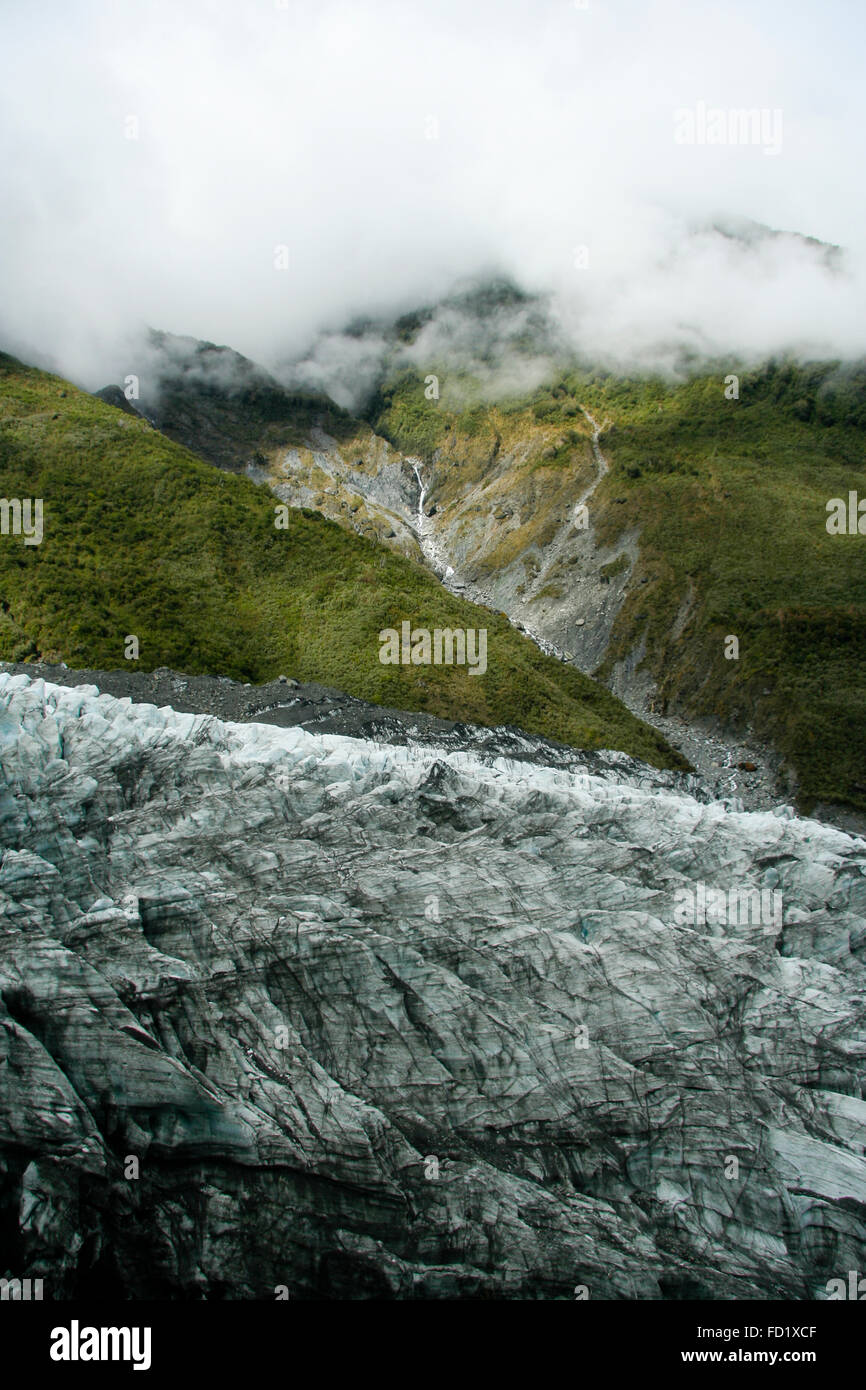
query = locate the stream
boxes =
[407,418,786,811]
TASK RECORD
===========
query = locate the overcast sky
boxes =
[1,0,865,387]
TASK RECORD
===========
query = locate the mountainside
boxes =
[94,263,866,819]
[365,358,866,817]
[128,328,359,473]
[129,282,861,819]
[8,272,865,817]
[4,0,865,1325]
[0,352,681,769]
[2,673,865,1299]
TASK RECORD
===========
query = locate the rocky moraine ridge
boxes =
[1,672,866,1299]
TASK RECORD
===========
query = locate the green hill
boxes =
[578,362,866,813]
[0,352,683,770]
[367,359,866,813]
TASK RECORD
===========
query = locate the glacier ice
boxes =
[0,673,864,1299]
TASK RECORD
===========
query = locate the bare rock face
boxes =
[1,673,865,1300]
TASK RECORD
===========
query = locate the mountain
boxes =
[109,283,866,820]
[119,328,358,472]
[709,215,844,269]
[363,357,866,819]
[2,672,865,1298]
[0,351,681,769]
[2,244,865,1304]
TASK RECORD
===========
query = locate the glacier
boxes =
[0,673,865,1299]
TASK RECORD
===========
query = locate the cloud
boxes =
[1,0,865,394]
[282,329,392,412]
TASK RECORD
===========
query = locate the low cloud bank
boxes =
[1,0,864,399]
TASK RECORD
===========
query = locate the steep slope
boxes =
[0,353,681,769]
[362,361,866,817]
[98,330,425,556]
[2,674,865,1299]
[85,273,866,815]
[125,329,359,473]
[569,365,866,814]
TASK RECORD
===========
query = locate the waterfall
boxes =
[410,458,454,581]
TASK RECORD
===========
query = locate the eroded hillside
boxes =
[0,352,682,769]
[88,306,866,816]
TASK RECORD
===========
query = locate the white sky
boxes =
[1,0,865,386]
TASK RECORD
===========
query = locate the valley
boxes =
[154,316,859,823]
[0,350,684,773]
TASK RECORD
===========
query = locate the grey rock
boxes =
[92,385,143,418]
[0,673,865,1300]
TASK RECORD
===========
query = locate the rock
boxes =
[92,385,143,418]
[1,673,865,1300]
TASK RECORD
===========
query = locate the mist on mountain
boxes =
[1,0,866,391]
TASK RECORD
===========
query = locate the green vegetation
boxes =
[0,353,683,770]
[600,554,630,582]
[540,362,866,812]
[369,355,866,812]
[11,330,861,811]
[366,369,453,458]
[140,331,359,472]
[367,368,597,574]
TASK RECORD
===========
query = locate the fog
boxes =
[1,0,864,399]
